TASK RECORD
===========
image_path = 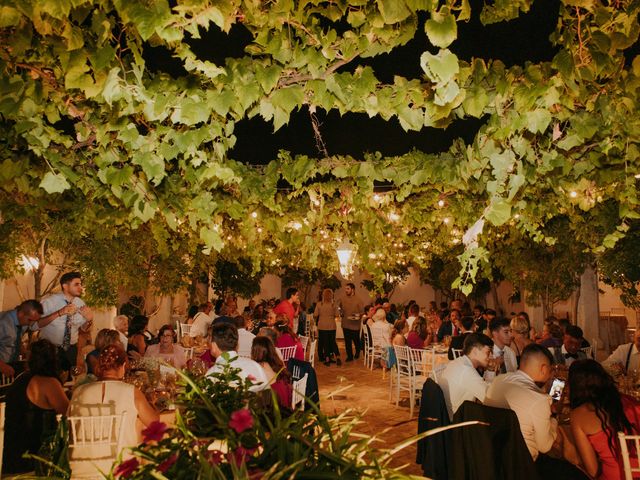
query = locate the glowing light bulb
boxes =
[437,199,445,207]
[570,191,578,198]
[251,211,258,218]
[443,217,450,224]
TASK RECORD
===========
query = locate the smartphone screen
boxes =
[549,378,565,401]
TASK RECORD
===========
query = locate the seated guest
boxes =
[485,344,587,479]
[407,316,433,349]
[0,299,43,377]
[369,308,393,348]
[477,308,496,334]
[436,309,459,341]
[128,314,149,356]
[549,325,587,366]
[206,323,269,392]
[112,314,129,351]
[253,309,277,334]
[274,321,304,360]
[186,305,199,324]
[391,319,408,346]
[489,317,518,373]
[251,336,292,409]
[145,324,186,369]
[439,333,493,420]
[235,315,256,358]
[602,329,640,374]
[538,323,563,348]
[69,344,158,467]
[86,328,122,375]
[406,303,421,330]
[448,316,474,360]
[189,302,214,337]
[510,316,533,366]
[570,359,640,480]
[4,339,68,474]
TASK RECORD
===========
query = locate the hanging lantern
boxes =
[336,240,356,278]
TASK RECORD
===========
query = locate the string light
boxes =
[443,217,450,224]
[389,212,400,222]
[437,199,445,207]
[570,191,578,198]
[251,211,258,218]
[373,193,381,202]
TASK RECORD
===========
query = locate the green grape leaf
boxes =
[40,172,70,194]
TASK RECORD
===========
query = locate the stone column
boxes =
[577,265,602,352]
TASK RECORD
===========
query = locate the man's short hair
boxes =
[211,323,239,352]
[450,308,461,317]
[19,299,43,315]
[460,316,474,331]
[346,282,355,289]
[489,317,510,333]
[520,343,553,366]
[233,315,246,329]
[285,287,298,300]
[409,303,420,316]
[463,333,493,355]
[60,271,81,287]
[484,308,497,316]
[565,325,584,340]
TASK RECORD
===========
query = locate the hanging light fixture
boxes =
[336,240,356,278]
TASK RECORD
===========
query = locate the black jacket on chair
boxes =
[286,358,320,408]
[450,401,540,480]
[416,378,451,479]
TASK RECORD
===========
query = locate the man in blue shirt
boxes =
[0,299,43,377]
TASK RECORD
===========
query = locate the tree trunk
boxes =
[490,282,501,315]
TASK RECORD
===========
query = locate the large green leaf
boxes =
[425,7,457,49]
[39,172,70,194]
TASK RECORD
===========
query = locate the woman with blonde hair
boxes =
[510,316,533,366]
[313,288,340,366]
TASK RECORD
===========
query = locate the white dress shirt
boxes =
[493,344,518,373]
[190,311,212,338]
[603,343,640,372]
[406,316,417,329]
[237,328,256,358]
[439,355,489,420]
[206,351,269,392]
[484,370,557,460]
[39,293,88,347]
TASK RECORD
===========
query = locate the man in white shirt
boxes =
[206,323,268,392]
[406,303,421,330]
[190,302,214,338]
[234,315,255,358]
[485,344,587,479]
[602,329,640,373]
[489,317,518,373]
[439,333,493,420]
[36,271,94,371]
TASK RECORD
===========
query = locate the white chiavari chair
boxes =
[292,373,308,411]
[451,348,463,359]
[618,431,640,480]
[308,339,317,367]
[0,374,14,387]
[299,336,309,357]
[393,345,420,417]
[179,323,192,337]
[67,412,127,479]
[276,346,297,362]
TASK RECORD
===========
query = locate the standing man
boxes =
[339,282,364,362]
[36,271,94,371]
[273,287,300,331]
[0,299,43,376]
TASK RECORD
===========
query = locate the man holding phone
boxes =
[484,344,588,479]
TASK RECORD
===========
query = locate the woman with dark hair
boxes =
[145,324,186,368]
[69,343,158,471]
[4,339,69,474]
[251,336,292,409]
[186,305,199,323]
[569,359,640,479]
[128,314,149,355]
[274,321,304,360]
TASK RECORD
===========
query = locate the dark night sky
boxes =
[145,0,561,164]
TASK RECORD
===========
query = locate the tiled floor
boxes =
[315,341,424,476]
